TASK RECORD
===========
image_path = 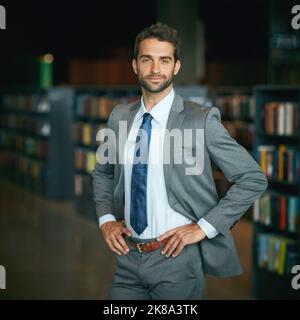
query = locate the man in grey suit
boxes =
[92,22,268,300]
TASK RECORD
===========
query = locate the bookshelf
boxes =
[252,86,300,299]
[0,87,74,198]
[72,86,140,222]
[211,87,255,208]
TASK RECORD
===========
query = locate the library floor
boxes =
[0,180,253,300]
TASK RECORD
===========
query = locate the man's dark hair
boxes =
[134,22,181,62]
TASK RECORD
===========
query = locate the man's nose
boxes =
[151,60,160,73]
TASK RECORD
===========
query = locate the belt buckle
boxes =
[136,242,145,253]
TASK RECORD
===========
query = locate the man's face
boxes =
[132,38,181,93]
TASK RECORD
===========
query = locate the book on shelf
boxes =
[74,174,83,196]
[17,156,47,180]
[0,130,48,159]
[256,144,300,184]
[1,113,51,137]
[74,148,97,174]
[2,94,50,114]
[74,173,93,197]
[82,123,92,145]
[253,191,299,232]
[75,94,138,120]
[264,102,298,136]
[215,94,255,120]
[74,122,106,146]
[257,233,299,275]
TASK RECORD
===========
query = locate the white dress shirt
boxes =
[99,88,218,239]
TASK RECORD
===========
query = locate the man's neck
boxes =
[142,85,173,112]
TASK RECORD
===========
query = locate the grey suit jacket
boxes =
[92,93,268,277]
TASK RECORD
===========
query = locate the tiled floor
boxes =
[0,180,253,299]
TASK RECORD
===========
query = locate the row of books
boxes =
[74,148,97,174]
[17,156,47,179]
[75,94,138,120]
[215,95,255,120]
[253,192,299,232]
[2,151,47,179]
[223,121,254,149]
[0,113,51,137]
[264,102,298,136]
[256,145,300,184]
[0,130,48,159]
[1,94,50,114]
[270,34,300,49]
[74,122,106,146]
[257,233,299,275]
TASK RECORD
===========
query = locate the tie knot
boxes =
[142,112,153,124]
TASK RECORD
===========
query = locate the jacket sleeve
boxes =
[92,106,118,220]
[203,107,268,236]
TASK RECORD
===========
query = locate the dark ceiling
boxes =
[0,0,270,84]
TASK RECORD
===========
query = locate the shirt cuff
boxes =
[99,214,117,228]
[197,218,219,239]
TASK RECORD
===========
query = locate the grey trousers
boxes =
[109,236,205,300]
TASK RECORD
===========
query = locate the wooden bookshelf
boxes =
[0,87,74,198]
[252,85,300,299]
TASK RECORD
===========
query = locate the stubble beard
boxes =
[138,72,175,94]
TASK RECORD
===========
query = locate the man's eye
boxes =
[162,60,169,64]
[142,59,149,62]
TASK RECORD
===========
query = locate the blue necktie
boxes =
[130,112,153,235]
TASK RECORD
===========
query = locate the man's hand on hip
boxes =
[101,221,132,256]
[157,223,206,258]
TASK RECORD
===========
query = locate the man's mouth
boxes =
[148,76,164,82]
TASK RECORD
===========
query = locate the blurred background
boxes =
[0,0,299,299]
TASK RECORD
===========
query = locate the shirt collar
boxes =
[135,88,175,124]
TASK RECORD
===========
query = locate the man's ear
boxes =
[174,60,181,75]
[132,59,137,75]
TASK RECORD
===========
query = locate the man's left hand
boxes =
[157,223,206,258]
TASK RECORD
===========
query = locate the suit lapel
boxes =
[163,94,185,196]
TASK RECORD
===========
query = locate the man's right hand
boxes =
[100,221,132,255]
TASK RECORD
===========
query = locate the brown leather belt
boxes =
[125,235,172,253]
